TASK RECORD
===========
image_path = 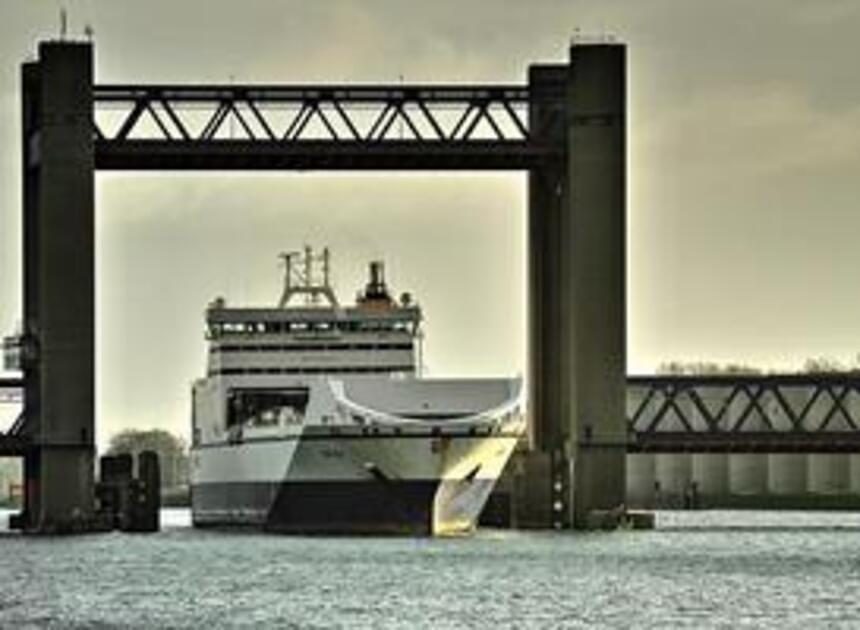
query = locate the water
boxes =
[1,510,859,629]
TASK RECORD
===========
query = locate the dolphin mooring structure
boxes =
[5,39,626,532]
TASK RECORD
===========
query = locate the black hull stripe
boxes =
[194,432,521,449]
[192,479,496,535]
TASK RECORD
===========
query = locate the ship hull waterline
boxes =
[191,433,519,536]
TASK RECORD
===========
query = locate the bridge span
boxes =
[628,374,860,453]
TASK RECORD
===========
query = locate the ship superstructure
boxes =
[190,247,523,535]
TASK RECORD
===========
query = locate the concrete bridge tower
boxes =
[524,43,627,528]
[19,42,96,532]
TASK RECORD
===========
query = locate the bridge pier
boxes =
[18,42,96,532]
[522,43,628,529]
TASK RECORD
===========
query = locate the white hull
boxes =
[192,433,519,534]
[192,255,524,534]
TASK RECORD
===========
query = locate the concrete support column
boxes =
[520,65,567,529]
[691,389,728,501]
[21,58,42,525]
[692,455,728,501]
[768,454,807,495]
[849,455,860,494]
[768,388,809,495]
[728,455,768,495]
[21,42,95,532]
[808,454,850,495]
[510,451,553,528]
[655,454,691,505]
[564,44,627,528]
[522,44,627,529]
[625,387,654,507]
[527,64,566,451]
[626,454,655,508]
[727,393,767,495]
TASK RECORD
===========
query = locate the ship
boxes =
[190,247,524,535]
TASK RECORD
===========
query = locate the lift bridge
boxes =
[9,38,860,532]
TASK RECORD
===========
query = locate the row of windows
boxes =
[226,388,309,429]
[211,343,414,353]
[209,320,415,336]
[210,366,414,376]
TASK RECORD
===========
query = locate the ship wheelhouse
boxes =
[193,247,424,446]
[204,306,421,378]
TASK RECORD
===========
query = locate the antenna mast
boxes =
[278,246,339,308]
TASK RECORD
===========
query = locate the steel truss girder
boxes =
[627,375,860,453]
[94,140,552,170]
[91,84,546,169]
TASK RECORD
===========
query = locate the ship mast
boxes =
[278,246,339,307]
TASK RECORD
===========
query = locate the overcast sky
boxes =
[2,0,860,447]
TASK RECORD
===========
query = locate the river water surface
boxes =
[0,510,859,629]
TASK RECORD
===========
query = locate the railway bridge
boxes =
[6,38,859,531]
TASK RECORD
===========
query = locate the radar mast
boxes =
[278,246,339,307]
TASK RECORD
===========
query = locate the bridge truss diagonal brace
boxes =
[627,375,860,452]
[90,84,560,171]
[93,84,533,143]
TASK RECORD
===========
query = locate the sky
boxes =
[1,0,860,447]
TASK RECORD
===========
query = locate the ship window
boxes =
[226,388,310,428]
[291,322,309,332]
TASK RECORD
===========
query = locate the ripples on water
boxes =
[1,510,859,629]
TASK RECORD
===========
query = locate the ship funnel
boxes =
[369,261,385,289]
[361,260,391,303]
